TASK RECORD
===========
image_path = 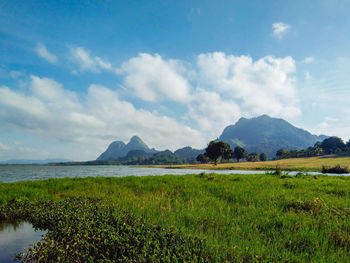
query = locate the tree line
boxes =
[197,136,350,165]
[196,141,267,165]
[275,136,350,160]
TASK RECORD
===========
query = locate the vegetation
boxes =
[204,141,232,165]
[196,153,209,164]
[1,199,209,262]
[232,146,247,162]
[322,165,349,174]
[275,136,349,160]
[321,137,346,154]
[246,152,259,162]
[259,152,268,161]
[1,174,350,262]
[162,154,350,172]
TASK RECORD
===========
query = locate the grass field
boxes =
[159,153,350,172]
[1,173,350,262]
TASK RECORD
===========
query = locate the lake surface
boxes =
[0,165,348,183]
[0,221,46,263]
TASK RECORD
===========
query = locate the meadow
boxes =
[160,153,350,172]
[1,173,350,262]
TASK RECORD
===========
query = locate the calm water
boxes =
[0,165,348,183]
[0,222,46,263]
[0,165,269,183]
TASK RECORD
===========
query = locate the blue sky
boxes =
[0,0,349,161]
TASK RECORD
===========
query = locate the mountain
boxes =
[174,147,204,159]
[97,136,157,160]
[0,158,72,165]
[219,115,328,158]
[118,150,154,162]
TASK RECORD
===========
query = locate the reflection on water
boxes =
[0,221,46,263]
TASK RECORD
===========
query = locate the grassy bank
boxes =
[1,173,350,262]
[158,154,350,172]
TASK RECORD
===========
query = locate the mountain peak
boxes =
[97,136,155,160]
[127,136,149,149]
[129,135,143,143]
[219,115,327,158]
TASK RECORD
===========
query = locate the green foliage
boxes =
[247,152,259,162]
[321,136,346,154]
[275,136,349,161]
[196,154,209,164]
[259,152,268,161]
[276,149,290,159]
[232,146,247,162]
[322,165,349,174]
[204,141,232,165]
[1,174,350,261]
[1,199,210,262]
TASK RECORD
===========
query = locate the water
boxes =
[0,165,348,183]
[0,221,46,263]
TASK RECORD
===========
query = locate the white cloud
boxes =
[196,52,300,119]
[303,56,314,63]
[115,51,301,138]
[35,43,58,64]
[187,89,241,137]
[69,47,113,73]
[117,53,192,102]
[315,115,350,141]
[272,22,291,39]
[0,77,206,160]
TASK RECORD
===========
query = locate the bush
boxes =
[322,165,349,174]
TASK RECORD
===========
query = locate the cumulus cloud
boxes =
[0,77,206,160]
[196,52,300,119]
[0,50,307,160]
[187,89,241,137]
[35,43,58,64]
[272,22,291,39]
[117,53,192,102]
[70,47,113,73]
[114,51,301,137]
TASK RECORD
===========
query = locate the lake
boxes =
[0,221,46,263]
[0,165,348,183]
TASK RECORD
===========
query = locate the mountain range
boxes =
[97,115,328,161]
[0,158,72,165]
[97,136,204,161]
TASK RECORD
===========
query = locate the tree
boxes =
[321,136,345,154]
[204,141,232,165]
[276,149,289,159]
[247,152,259,162]
[259,152,268,161]
[196,154,208,164]
[346,140,350,152]
[232,146,247,162]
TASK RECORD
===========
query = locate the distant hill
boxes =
[97,136,204,163]
[174,147,204,159]
[97,136,157,160]
[219,115,328,158]
[0,158,72,165]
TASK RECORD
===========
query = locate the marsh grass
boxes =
[0,173,350,262]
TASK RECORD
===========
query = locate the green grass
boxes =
[1,173,350,262]
[158,154,350,172]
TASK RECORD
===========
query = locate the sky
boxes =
[0,0,350,161]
